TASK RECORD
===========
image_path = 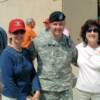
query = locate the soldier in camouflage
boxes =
[33,11,77,100]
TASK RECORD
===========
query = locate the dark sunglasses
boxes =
[87,28,99,33]
[13,30,25,35]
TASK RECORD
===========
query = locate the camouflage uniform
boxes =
[33,31,77,100]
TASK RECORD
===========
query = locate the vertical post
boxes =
[97,0,100,19]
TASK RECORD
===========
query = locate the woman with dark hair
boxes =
[76,19,100,100]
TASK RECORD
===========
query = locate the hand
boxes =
[32,91,40,100]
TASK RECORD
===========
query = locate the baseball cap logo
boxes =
[59,14,63,20]
[15,21,21,26]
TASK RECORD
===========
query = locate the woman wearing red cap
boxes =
[0,18,41,100]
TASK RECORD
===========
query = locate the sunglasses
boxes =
[87,28,99,33]
[13,30,25,35]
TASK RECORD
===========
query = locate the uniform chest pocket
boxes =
[54,46,72,57]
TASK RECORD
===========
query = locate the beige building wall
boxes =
[0,0,97,43]
[63,0,97,44]
[0,0,62,33]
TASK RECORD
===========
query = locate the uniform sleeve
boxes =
[72,47,78,66]
[68,37,78,66]
[0,52,19,95]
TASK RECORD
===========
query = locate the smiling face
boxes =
[9,30,25,46]
[86,26,99,47]
[49,21,65,38]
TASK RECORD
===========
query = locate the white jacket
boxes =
[76,42,100,93]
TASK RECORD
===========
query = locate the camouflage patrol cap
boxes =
[49,11,66,22]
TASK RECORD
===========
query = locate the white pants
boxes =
[1,95,17,100]
[77,89,100,100]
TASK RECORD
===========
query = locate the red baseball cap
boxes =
[9,18,25,33]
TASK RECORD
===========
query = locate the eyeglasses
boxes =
[87,28,99,33]
[13,30,25,35]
